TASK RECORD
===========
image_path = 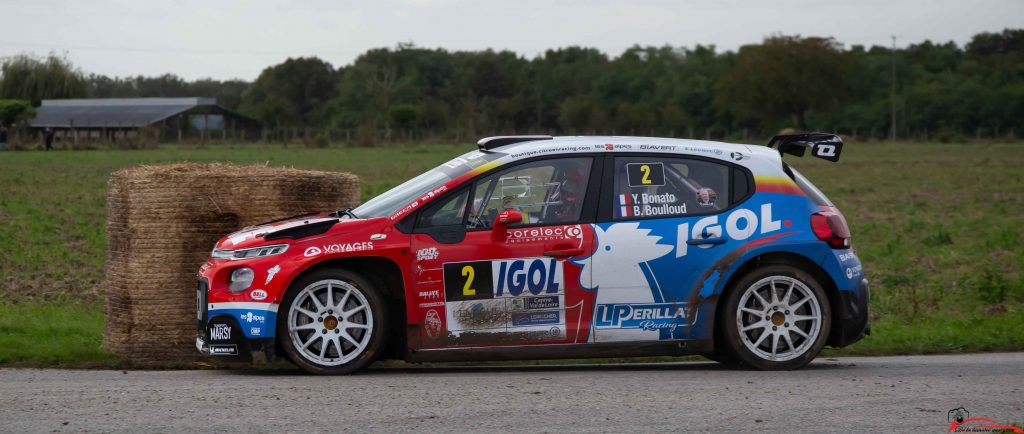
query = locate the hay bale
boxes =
[103,163,360,363]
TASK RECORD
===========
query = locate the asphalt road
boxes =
[1,353,1022,433]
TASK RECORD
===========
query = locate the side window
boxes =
[613,156,731,219]
[417,189,469,229]
[468,157,593,229]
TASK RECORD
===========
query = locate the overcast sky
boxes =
[1,0,1021,81]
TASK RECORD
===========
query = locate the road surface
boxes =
[1,353,1022,433]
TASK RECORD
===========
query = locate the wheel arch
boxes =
[278,256,408,359]
[710,250,844,349]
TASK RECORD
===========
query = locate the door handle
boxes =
[544,247,585,257]
[686,237,727,246]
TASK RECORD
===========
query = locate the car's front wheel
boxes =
[278,269,387,375]
[721,265,831,370]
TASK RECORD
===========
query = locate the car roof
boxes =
[493,136,778,163]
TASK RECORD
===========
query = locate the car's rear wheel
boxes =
[721,265,831,370]
[278,269,387,375]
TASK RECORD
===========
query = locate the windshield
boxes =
[353,150,505,218]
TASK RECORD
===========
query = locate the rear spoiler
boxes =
[766,133,842,162]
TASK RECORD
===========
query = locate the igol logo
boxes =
[303,246,322,257]
[675,204,784,258]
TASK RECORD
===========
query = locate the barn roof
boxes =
[29,98,218,128]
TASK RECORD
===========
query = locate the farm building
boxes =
[29,97,261,144]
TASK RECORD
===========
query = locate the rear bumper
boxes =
[831,277,870,348]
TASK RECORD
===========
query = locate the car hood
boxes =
[215,214,381,250]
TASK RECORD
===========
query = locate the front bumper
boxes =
[196,279,277,363]
[831,277,870,348]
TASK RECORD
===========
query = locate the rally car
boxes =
[195,134,869,374]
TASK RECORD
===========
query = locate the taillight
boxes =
[811,209,851,249]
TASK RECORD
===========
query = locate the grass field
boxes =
[1,141,1022,366]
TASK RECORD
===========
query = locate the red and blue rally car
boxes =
[196,134,868,374]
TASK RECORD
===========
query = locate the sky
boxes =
[1,0,1022,81]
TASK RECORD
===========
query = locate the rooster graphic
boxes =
[577,223,674,342]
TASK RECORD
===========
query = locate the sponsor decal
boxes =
[508,145,593,159]
[675,204,783,258]
[682,146,723,156]
[210,345,238,356]
[639,144,676,151]
[264,265,280,285]
[239,311,266,324]
[846,265,863,279]
[419,185,448,203]
[730,151,747,161]
[453,301,504,326]
[425,309,442,338]
[947,406,1022,433]
[593,143,630,151]
[838,252,858,263]
[305,242,375,257]
[594,303,688,331]
[418,301,446,308]
[506,224,583,244]
[322,242,374,253]
[249,289,267,301]
[418,289,441,300]
[390,201,419,220]
[618,193,686,218]
[210,323,231,341]
[250,327,261,336]
[492,258,563,297]
[416,247,439,261]
[511,311,560,327]
[511,295,560,310]
[549,326,561,337]
[696,188,718,208]
[370,233,387,240]
[443,257,568,336]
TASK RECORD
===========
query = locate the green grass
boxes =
[0,302,119,366]
[0,141,1022,367]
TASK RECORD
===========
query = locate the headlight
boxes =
[229,267,254,292]
[210,244,289,260]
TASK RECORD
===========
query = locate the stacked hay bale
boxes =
[104,163,359,363]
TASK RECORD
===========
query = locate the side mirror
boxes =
[491,209,522,242]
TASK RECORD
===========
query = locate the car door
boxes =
[409,156,600,349]
[587,154,749,343]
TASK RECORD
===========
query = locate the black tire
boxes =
[721,264,831,370]
[277,268,388,375]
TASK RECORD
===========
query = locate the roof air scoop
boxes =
[477,135,553,151]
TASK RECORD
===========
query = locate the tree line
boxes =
[1,29,1021,143]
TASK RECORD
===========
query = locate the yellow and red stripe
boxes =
[754,175,804,196]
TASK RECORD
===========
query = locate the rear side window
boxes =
[788,166,833,206]
[612,156,731,219]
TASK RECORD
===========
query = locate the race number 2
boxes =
[443,260,494,301]
[626,162,665,187]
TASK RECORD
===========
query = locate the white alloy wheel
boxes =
[288,279,373,366]
[735,276,822,362]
